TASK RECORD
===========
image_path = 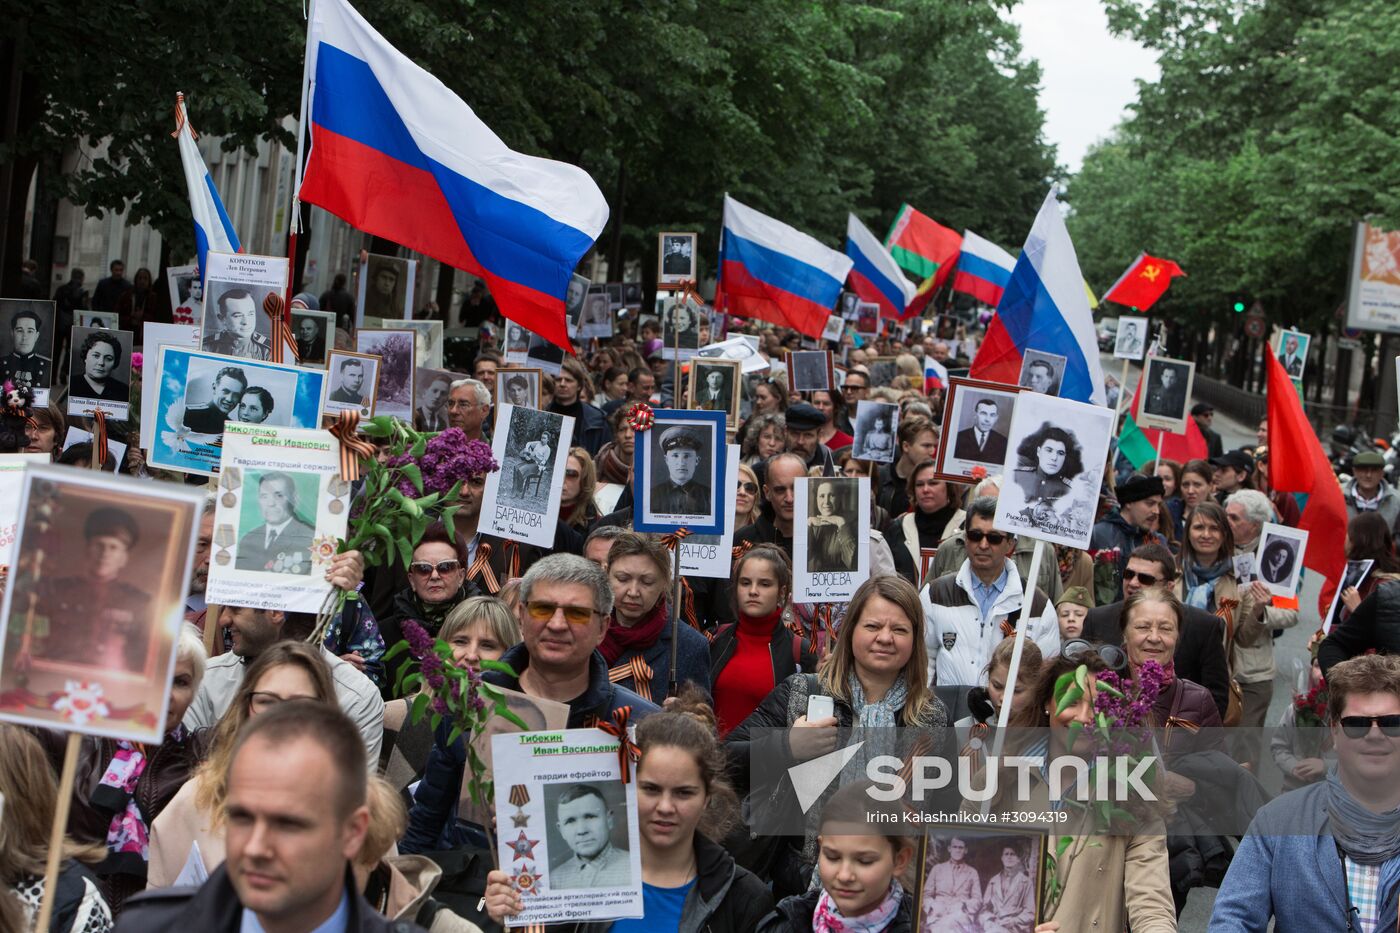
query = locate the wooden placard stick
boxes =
[33,732,81,933]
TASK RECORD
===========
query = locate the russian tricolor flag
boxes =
[173,93,240,285]
[845,213,915,319]
[924,355,949,394]
[951,230,1015,308]
[970,189,1106,405]
[299,0,608,350]
[716,194,852,339]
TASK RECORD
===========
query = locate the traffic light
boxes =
[1232,299,1246,313]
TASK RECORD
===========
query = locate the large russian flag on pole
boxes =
[951,230,1015,307]
[716,194,852,339]
[845,213,915,319]
[173,93,240,284]
[298,0,608,350]
[970,189,1106,405]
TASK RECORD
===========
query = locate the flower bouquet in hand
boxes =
[1293,680,1329,758]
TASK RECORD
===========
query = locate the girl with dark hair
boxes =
[884,459,962,587]
[233,385,274,424]
[1178,459,1215,512]
[1011,422,1084,513]
[810,389,852,451]
[23,400,69,460]
[1178,501,1237,613]
[1337,511,1400,622]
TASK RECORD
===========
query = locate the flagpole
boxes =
[286,0,318,304]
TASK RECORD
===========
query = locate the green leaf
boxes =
[358,419,392,438]
[382,641,410,662]
[1095,680,1125,699]
[1055,684,1084,715]
[1065,721,1083,751]
[410,691,430,724]
[1055,835,1074,858]
[410,436,427,459]
[401,462,424,495]
[442,506,460,541]
[479,659,518,677]
[397,536,414,570]
[1074,665,1088,693]
[1052,670,1076,698]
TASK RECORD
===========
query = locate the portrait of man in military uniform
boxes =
[183,365,248,434]
[236,471,317,575]
[1139,355,1195,432]
[547,783,632,890]
[649,424,714,517]
[328,357,370,406]
[202,286,273,361]
[0,302,54,396]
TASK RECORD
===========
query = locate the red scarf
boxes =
[601,599,668,664]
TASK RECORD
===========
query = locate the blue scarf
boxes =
[1183,558,1232,611]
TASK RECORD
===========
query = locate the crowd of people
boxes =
[10,266,1400,933]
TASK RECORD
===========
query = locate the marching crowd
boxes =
[10,276,1400,933]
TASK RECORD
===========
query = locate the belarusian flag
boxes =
[1103,252,1186,311]
[884,204,962,285]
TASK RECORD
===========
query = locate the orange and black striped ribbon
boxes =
[505,540,521,580]
[659,528,692,550]
[731,539,754,562]
[595,705,642,784]
[92,410,108,469]
[327,410,375,482]
[508,784,530,808]
[260,292,299,364]
[608,657,654,703]
[466,542,500,594]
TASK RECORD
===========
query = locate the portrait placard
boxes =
[1323,558,1375,633]
[149,347,327,477]
[491,728,643,925]
[496,368,543,411]
[355,328,416,423]
[0,454,48,565]
[1254,522,1309,599]
[61,426,127,473]
[678,445,740,579]
[934,378,1024,483]
[786,350,833,394]
[697,334,767,373]
[165,263,201,326]
[657,231,697,286]
[200,251,287,361]
[525,332,565,376]
[1017,348,1067,396]
[840,291,860,320]
[993,392,1114,549]
[78,311,119,330]
[793,476,870,603]
[356,253,416,324]
[1113,317,1149,361]
[916,826,1046,931]
[480,404,575,548]
[1345,220,1400,334]
[658,294,703,360]
[821,314,845,342]
[935,314,959,341]
[851,400,900,463]
[138,324,201,450]
[367,317,444,370]
[0,467,202,743]
[868,356,898,388]
[1275,329,1311,381]
[206,424,350,612]
[0,299,56,404]
[854,301,879,337]
[634,409,726,535]
[413,367,466,432]
[579,292,613,340]
[621,282,642,310]
[289,308,335,366]
[687,357,741,426]
[504,320,531,365]
[1137,355,1195,434]
[67,325,134,420]
[1233,552,1257,586]
[323,350,380,419]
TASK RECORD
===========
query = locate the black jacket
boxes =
[757,887,915,933]
[550,399,611,457]
[1319,580,1400,677]
[115,864,424,933]
[1084,600,1231,719]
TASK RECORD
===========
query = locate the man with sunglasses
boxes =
[1089,473,1167,602]
[920,497,1060,688]
[1212,654,1400,931]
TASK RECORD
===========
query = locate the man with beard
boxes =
[184,366,247,433]
[0,308,51,394]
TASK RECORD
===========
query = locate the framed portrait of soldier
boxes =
[935,377,1025,482]
[0,299,56,404]
[821,314,845,343]
[936,314,959,341]
[1137,355,1195,433]
[479,404,576,548]
[916,827,1047,932]
[687,357,740,425]
[622,281,642,309]
[562,275,590,344]
[852,401,900,463]
[0,466,202,743]
[605,283,624,311]
[786,350,833,394]
[67,325,134,421]
[413,367,466,432]
[355,328,415,423]
[678,445,740,579]
[580,292,613,340]
[525,332,565,377]
[356,253,416,324]
[993,391,1114,550]
[496,367,542,411]
[854,301,879,337]
[1113,317,1149,361]
[1017,348,1067,396]
[634,409,726,535]
[1275,329,1311,381]
[657,231,698,287]
[793,476,870,603]
[1254,522,1308,599]
[658,294,703,360]
[200,251,287,361]
[1323,558,1375,633]
[148,347,327,477]
[504,319,531,365]
[207,424,352,612]
[290,308,335,366]
[165,263,201,326]
[323,350,380,419]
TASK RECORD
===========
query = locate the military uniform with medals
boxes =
[0,351,51,394]
[207,330,272,361]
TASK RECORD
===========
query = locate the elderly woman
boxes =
[378,521,475,698]
[560,446,599,531]
[727,576,950,896]
[602,532,711,702]
[72,330,128,401]
[1120,590,1224,756]
[741,412,786,465]
[885,458,962,587]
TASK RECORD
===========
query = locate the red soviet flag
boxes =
[1103,253,1186,311]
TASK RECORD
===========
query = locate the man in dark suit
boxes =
[183,366,247,434]
[650,426,712,515]
[1278,334,1305,377]
[952,398,1008,463]
[1191,402,1225,459]
[237,471,317,575]
[1145,363,1186,418]
[1083,542,1230,718]
[328,358,368,406]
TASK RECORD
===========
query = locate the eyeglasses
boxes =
[409,559,463,578]
[966,529,1011,546]
[446,400,474,410]
[1121,569,1160,586]
[1339,715,1400,739]
[738,481,759,494]
[526,600,597,625]
[1060,639,1129,673]
[842,383,867,393]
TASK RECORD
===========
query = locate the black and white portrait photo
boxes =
[786,350,833,394]
[821,314,845,342]
[606,283,624,311]
[659,295,703,360]
[1113,317,1148,360]
[1017,349,1066,396]
[688,358,740,424]
[182,357,302,433]
[79,311,119,330]
[414,367,463,432]
[480,404,576,548]
[355,329,415,422]
[1254,522,1308,599]
[918,829,1045,933]
[803,477,860,573]
[165,264,200,325]
[235,470,318,576]
[651,427,713,516]
[323,351,379,417]
[854,301,879,336]
[496,368,542,411]
[635,411,726,534]
[542,781,634,891]
[840,291,860,319]
[357,253,415,322]
[0,299,55,401]
[525,331,565,376]
[993,392,1113,549]
[622,281,642,309]
[936,379,1022,481]
[67,326,134,420]
[580,292,613,340]
[1276,329,1310,380]
[290,308,334,366]
[1138,355,1195,433]
[852,401,899,463]
[201,283,275,360]
[867,356,898,388]
[657,231,697,285]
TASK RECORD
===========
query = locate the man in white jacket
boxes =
[921,496,1060,688]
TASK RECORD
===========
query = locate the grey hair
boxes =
[903,403,934,421]
[449,378,491,406]
[963,495,1003,530]
[259,471,299,509]
[1226,488,1273,526]
[583,524,628,551]
[176,622,209,697]
[202,491,218,516]
[973,474,1003,498]
[519,553,614,616]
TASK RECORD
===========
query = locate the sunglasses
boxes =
[966,529,1011,546]
[526,600,597,626]
[738,481,759,494]
[1060,639,1129,673]
[409,559,462,578]
[1122,569,1160,586]
[1339,715,1400,739]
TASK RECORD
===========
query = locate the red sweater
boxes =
[714,609,782,737]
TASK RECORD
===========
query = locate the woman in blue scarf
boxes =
[1176,501,1238,612]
